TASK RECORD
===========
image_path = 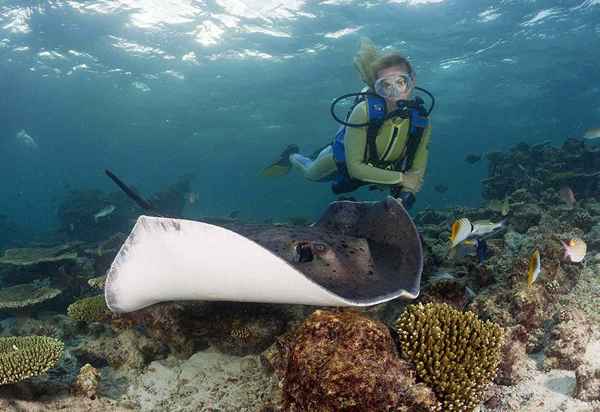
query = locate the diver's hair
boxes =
[353,38,414,89]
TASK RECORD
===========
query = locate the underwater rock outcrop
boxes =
[56,175,193,242]
[71,363,101,399]
[482,138,600,201]
[264,309,437,411]
[573,364,600,401]
[395,303,504,411]
[0,336,64,385]
[544,308,592,371]
[72,328,166,370]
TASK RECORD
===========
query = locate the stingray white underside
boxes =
[104,215,409,313]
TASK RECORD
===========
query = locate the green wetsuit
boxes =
[290,100,432,193]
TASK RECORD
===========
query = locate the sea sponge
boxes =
[395,303,504,411]
[0,336,64,385]
[67,295,111,322]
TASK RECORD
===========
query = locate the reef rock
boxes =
[495,325,530,385]
[573,363,600,401]
[71,363,101,399]
[264,309,437,411]
[72,328,166,370]
[544,309,592,370]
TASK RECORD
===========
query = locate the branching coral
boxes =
[67,295,111,322]
[0,336,64,385]
[395,303,504,411]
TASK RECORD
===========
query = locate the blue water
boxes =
[1,0,599,246]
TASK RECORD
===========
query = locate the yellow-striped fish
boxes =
[561,238,587,263]
[527,249,541,287]
[450,218,473,248]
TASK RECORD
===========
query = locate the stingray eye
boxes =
[312,242,328,253]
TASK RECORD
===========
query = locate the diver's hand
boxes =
[400,171,424,193]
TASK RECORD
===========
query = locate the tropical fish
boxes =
[561,238,587,263]
[527,249,541,287]
[470,219,506,237]
[15,129,39,150]
[450,218,473,247]
[559,186,576,208]
[94,205,116,222]
[434,184,448,193]
[450,218,505,248]
[583,128,600,140]
[464,154,482,164]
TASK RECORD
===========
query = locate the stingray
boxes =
[104,197,423,313]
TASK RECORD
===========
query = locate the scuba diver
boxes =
[262,39,434,210]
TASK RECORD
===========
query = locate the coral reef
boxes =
[56,189,132,242]
[71,363,101,399]
[494,325,529,386]
[544,308,592,370]
[0,336,64,385]
[87,274,107,290]
[67,295,111,323]
[395,303,504,411]
[573,364,600,402]
[0,283,62,314]
[72,328,166,370]
[265,309,437,411]
[0,244,80,286]
[482,138,600,201]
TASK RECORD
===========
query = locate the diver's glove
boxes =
[391,188,416,210]
[400,170,424,193]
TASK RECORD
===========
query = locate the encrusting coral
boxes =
[265,309,437,411]
[395,302,504,411]
[67,294,111,322]
[0,336,64,385]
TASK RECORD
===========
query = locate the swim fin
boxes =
[261,144,299,177]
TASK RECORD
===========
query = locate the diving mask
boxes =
[374,73,413,99]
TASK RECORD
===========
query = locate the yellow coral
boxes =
[0,336,64,385]
[67,295,110,322]
[395,303,504,411]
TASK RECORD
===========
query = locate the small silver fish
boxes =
[583,127,600,140]
[94,205,116,222]
[16,129,39,150]
[471,220,506,238]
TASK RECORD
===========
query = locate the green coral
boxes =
[395,303,504,411]
[0,336,64,385]
[67,295,111,322]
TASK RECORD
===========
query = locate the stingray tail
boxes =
[105,169,164,217]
